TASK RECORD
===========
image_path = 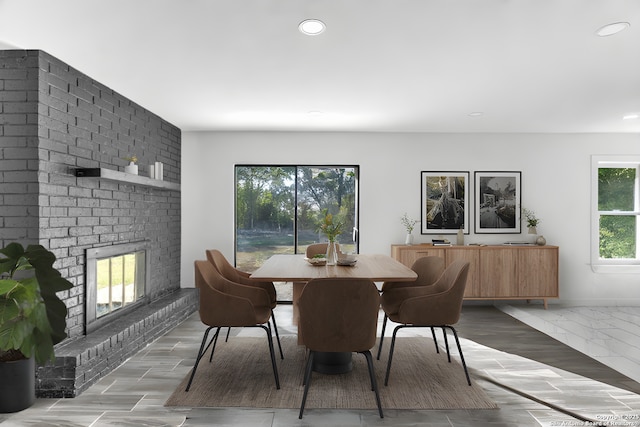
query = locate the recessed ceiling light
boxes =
[623,114,639,120]
[596,22,630,37]
[468,112,484,117]
[299,19,325,36]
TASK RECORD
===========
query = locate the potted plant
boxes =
[521,207,540,234]
[0,243,72,412]
[401,213,418,245]
[123,155,138,175]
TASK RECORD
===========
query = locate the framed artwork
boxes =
[474,171,521,234]
[421,171,469,234]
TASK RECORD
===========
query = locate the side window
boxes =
[592,156,640,268]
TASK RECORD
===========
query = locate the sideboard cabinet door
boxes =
[479,248,518,298]
[445,248,480,298]
[517,247,559,298]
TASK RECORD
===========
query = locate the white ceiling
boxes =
[1,0,639,133]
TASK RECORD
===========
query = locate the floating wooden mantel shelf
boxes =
[75,168,181,192]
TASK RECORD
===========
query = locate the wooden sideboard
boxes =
[390,244,559,308]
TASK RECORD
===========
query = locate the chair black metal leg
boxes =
[430,326,440,354]
[208,326,222,362]
[442,326,452,363]
[185,326,213,391]
[260,325,280,390]
[225,326,231,342]
[362,350,384,418]
[299,351,315,419]
[380,323,471,388]
[271,311,284,359]
[384,324,405,386]
[362,351,376,391]
[376,314,388,360]
[302,348,310,385]
[447,326,471,386]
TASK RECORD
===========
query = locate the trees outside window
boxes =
[235,165,359,273]
[592,156,640,266]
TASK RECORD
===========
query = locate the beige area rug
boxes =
[165,336,497,410]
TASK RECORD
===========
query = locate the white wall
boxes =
[181,131,640,306]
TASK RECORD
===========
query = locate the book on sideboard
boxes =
[432,239,452,246]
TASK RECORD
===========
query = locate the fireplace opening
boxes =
[85,242,150,334]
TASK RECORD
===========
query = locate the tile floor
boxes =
[500,304,640,384]
[1,304,640,427]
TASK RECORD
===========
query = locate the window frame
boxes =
[234,164,360,265]
[591,155,640,272]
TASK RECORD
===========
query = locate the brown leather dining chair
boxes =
[380,260,471,386]
[377,256,445,359]
[304,242,341,258]
[206,249,283,359]
[297,277,383,419]
[185,260,280,391]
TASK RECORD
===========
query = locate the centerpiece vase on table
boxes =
[319,212,343,266]
[326,240,339,265]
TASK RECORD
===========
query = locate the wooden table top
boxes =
[250,254,417,282]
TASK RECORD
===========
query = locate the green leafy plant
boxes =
[521,207,540,228]
[317,210,344,242]
[123,155,138,163]
[401,213,418,234]
[0,243,72,365]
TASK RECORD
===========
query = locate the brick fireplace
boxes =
[0,50,196,397]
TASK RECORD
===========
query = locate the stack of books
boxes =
[432,239,452,246]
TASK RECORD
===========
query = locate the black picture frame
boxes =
[474,171,521,234]
[420,171,469,234]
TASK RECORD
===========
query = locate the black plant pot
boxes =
[0,357,35,413]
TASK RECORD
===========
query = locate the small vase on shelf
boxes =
[456,228,464,246]
[124,162,138,175]
[326,240,338,265]
[405,234,414,245]
[536,235,547,246]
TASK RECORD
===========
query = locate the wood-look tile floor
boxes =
[1,304,639,426]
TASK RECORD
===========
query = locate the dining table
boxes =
[250,253,417,283]
[250,253,417,374]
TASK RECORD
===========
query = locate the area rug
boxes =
[165,336,497,410]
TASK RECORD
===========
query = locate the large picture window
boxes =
[592,156,640,270]
[235,165,359,273]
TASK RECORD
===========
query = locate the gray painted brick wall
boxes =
[0,51,40,246]
[1,50,182,340]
